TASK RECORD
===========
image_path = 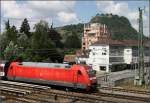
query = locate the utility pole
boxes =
[134,7,145,86]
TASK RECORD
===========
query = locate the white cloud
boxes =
[1,1,78,31]
[97,1,128,15]
[2,1,33,19]
[57,12,78,24]
[96,1,149,37]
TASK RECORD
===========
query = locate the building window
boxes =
[86,29,90,32]
[100,66,106,71]
[102,52,106,55]
[102,48,107,55]
[127,50,130,52]
[88,33,96,36]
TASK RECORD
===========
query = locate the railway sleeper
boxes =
[0,83,51,94]
[39,91,115,103]
[99,92,149,102]
[100,86,150,95]
[0,83,33,91]
[0,80,50,90]
[0,86,31,95]
[0,88,31,94]
[0,83,47,95]
[0,90,25,97]
[24,95,57,103]
[15,98,41,103]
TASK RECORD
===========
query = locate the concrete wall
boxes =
[87,45,109,72]
[124,47,132,64]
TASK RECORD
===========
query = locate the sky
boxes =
[0,0,149,37]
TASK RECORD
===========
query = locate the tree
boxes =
[32,20,54,49]
[20,18,30,38]
[55,23,83,44]
[4,41,19,60]
[5,20,10,30]
[65,31,81,48]
[4,20,18,44]
[17,33,29,49]
[0,20,11,59]
[10,25,18,43]
[0,34,9,59]
[31,20,64,62]
[48,24,63,48]
[0,20,19,60]
[4,20,18,43]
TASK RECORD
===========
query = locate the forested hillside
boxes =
[56,13,147,40]
[55,23,83,43]
[91,13,142,40]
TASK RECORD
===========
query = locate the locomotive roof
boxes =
[17,62,71,69]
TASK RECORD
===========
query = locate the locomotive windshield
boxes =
[87,69,96,75]
[85,66,96,75]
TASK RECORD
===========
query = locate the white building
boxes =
[85,40,150,72]
[87,44,109,72]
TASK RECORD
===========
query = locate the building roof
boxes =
[76,49,83,56]
[63,55,76,62]
[92,39,150,47]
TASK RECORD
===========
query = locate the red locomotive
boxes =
[2,62,97,91]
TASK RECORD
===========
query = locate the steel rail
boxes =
[0,80,149,103]
[99,86,150,95]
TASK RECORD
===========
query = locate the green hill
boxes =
[90,13,140,40]
[56,13,147,41]
[55,23,83,43]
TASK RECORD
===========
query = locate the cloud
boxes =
[57,12,78,24]
[96,1,149,37]
[2,1,33,19]
[1,1,78,31]
[97,1,128,15]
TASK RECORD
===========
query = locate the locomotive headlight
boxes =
[90,77,96,80]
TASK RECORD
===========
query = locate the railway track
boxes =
[0,80,149,103]
[0,80,50,91]
[93,92,149,102]
[0,80,115,103]
[47,89,150,103]
[0,80,56,103]
[39,89,118,103]
[0,85,31,96]
[99,86,150,95]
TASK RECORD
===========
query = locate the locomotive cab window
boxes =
[10,66,13,69]
[77,70,82,75]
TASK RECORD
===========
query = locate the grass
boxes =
[116,81,149,91]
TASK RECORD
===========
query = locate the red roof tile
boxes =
[63,55,76,62]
